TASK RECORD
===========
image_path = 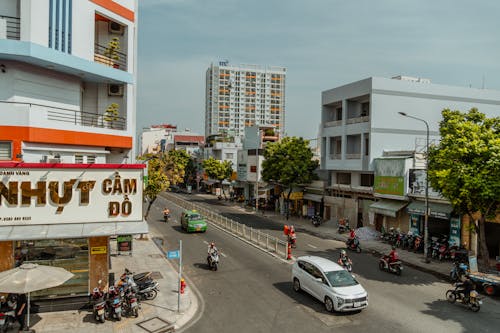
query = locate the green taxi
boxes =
[181,210,207,233]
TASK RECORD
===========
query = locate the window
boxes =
[337,172,351,185]
[361,174,374,187]
[361,102,370,117]
[74,155,83,163]
[226,153,234,159]
[87,155,96,164]
[250,165,257,172]
[336,107,343,121]
[0,142,12,160]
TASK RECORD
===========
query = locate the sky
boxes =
[136,0,500,140]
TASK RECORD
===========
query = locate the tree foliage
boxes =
[202,157,233,183]
[261,137,319,217]
[140,149,191,219]
[428,108,500,266]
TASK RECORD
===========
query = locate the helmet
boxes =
[340,250,346,256]
[210,242,215,248]
[392,246,396,250]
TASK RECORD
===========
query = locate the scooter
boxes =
[121,286,139,318]
[207,250,220,271]
[91,286,107,323]
[379,255,403,275]
[0,301,16,333]
[106,287,123,321]
[124,268,152,284]
[163,212,170,222]
[338,257,353,272]
[450,261,469,282]
[346,237,361,253]
[311,215,322,227]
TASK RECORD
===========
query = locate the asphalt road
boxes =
[150,193,500,333]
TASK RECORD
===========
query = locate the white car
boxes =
[291,255,368,312]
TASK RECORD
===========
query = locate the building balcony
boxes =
[0,101,127,131]
[324,120,342,127]
[0,15,20,40]
[346,116,370,124]
[94,43,127,71]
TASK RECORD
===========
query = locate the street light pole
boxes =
[398,112,430,263]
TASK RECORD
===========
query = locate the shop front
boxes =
[406,200,459,245]
[369,199,409,232]
[0,163,148,299]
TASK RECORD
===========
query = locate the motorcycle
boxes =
[446,284,481,312]
[346,237,361,253]
[91,286,107,323]
[0,300,16,333]
[124,268,153,284]
[338,257,353,272]
[207,250,220,271]
[338,219,350,234]
[311,214,322,227]
[379,255,403,275]
[450,261,469,282]
[163,212,170,222]
[106,287,122,321]
[120,286,139,318]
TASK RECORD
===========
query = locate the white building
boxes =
[0,0,137,164]
[320,76,500,238]
[140,124,177,155]
[0,0,147,300]
[205,61,286,139]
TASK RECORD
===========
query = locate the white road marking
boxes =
[307,244,318,249]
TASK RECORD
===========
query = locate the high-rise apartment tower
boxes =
[205,61,286,139]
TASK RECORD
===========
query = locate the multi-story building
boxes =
[140,124,178,155]
[320,76,500,257]
[0,0,146,300]
[205,61,286,139]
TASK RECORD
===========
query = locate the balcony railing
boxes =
[346,116,370,124]
[0,101,127,130]
[324,120,342,127]
[0,15,20,40]
[94,43,127,71]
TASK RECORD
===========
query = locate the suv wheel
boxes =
[293,278,301,292]
[325,296,334,312]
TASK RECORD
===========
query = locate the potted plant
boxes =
[104,37,120,68]
[104,103,120,128]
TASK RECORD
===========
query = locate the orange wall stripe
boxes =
[90,0,135,22]
[0,126,132,154]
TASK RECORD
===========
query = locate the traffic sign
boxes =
[167,250,180,259]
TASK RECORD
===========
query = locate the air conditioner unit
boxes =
[108,84,124,96]
[109,21,124,35]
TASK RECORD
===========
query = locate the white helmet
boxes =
[341,249,346,256]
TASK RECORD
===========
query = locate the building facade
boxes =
[205,61,286,139]
[0,0,147,298]
[320,76,500,256]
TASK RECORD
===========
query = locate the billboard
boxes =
[374,158,406,197]
[0,167,143,225]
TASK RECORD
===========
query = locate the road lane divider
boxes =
[307,244,318,249]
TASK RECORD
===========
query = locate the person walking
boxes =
[15,293,28,331]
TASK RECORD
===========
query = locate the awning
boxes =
[369,200,408,218]
[406,201,453,220]
[303,193,323,202]
[0,221,149,241]
[258,184,274,192]
[201,179,217,185]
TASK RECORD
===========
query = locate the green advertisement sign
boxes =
[374,176,405,196]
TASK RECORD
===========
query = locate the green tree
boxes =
[428,108,500,267]
[140,149,191,219]
[202,157,233,197]
[261,137,319,219]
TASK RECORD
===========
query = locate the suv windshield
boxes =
[188,213,202,221]
[324,270,358,287]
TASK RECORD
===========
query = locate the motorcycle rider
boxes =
[337,249,352,268]
[288,225,297,248]
[456,274,475,301]
[207,242,218,256]
[163,207,170,217]
[347,228,357,247]
[388,246,399,264]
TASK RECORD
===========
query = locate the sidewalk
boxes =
[201,194,452,279]
[26,230,199,333]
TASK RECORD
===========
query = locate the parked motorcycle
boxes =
[121,286,139,318]
[450,261,469,282]
[337,218,350,234]
[207,249,220,271]
[0,296,16,333]
[91,286,107,323]
[379,255,403,275]
[311,214,322,227]
[338,257,353,272]
[346,237,361,253]
[124,268,153,284]
[446,284,481,312]
[106,286,123,321]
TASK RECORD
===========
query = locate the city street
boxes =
[150,193,500,333]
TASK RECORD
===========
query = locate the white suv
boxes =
[291,256,368,312]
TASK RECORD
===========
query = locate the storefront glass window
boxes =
[14,238,89,299]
